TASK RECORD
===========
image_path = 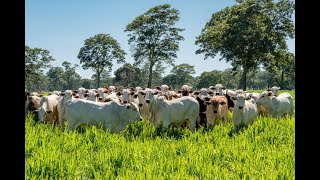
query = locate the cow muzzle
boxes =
[238,106,243,109]
[139,104,143,107]
[123,101,128,104]
[146,99,150,103]
[139,117,143,121]
[213,110,218,113]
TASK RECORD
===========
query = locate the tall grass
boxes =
[25,91,295,179]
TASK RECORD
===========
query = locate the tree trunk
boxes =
[280,70,284,89]
[238,67,248,91]
[97,71,101,88]
[147,63,154,88]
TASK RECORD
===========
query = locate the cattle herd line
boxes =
[25,84,294,133]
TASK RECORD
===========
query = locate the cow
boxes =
[145,90,199,132]
[192,88,214,128]
[108,86,117,94]
[270,86,281,97]
[177,85,193,97]
[57,90,77,128]
[245,92,267,115]
[97,87,109,102]
[257,91,294,120]
[119,88,135,104]
[66,99,142,133]
[77,87,86,99]
[25,92,42,120]
[132,88,153,120]
[205,95,229,127]
[38,94,60,124]
[229,93,259,131]
[83,89,100,102]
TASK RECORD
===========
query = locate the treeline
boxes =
[26,1,295,91]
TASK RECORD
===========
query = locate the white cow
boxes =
[257,91,294,120]
[38,94,60,124]
[66,99,142,133]
[97,87,108,102]
[270,86,281,96]
[230,93,259,131]
[120,88,135,104]
[77,87,86,99]
[133,89,152,120]
[146,90,199,132]
[57,90,77,127]
[84,89,100,102]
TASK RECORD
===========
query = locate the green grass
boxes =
[25,91,295,179]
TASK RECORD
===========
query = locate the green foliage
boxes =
[195,0,295,90]
[62,61,81,90]
[26,91,295,179]
[125,4,184,88]
[78,33,126,87]
[113,63,142,87]
[195,70,225,89]
[91,69,113,88]
[163,63,195,89]
[25,46,55,91]
[46,67,66,91]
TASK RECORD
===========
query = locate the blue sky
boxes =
[26,0,295,79]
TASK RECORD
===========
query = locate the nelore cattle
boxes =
[66,99,142,133]
[257,91,294,120]
[205,95,229,127]
[38,94,60,124]
[145,90,199,132]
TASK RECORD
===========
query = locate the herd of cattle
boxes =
[25,84,294,133]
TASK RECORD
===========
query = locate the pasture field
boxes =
[25,90,295,179]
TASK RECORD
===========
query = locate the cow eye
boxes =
[261,95,264,98]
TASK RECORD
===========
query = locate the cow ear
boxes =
[142,87,145,90]
[85,89,89,93]
[133,94,138,99]
[189,90,193,93]
[94,90,98,93]
[48,93,52,95]
[222,86,227,90]
[193,91,200,95]
[130,91,135,95]
[140,91,146,95]
[74,95,79,98]
[208,91,214,96]
[267,92,272,96]
[95,93,100,97]
[104,86,109,90]
[38,94,43,97]
[26,92,31,96]
[177,90,182,93]
[231,97,237,101]
[155,86,160,90]
[116,92,122,96]
[104,98,111,102]
[73,90,78,93]
[130,87,135,91]
[60,92,65,96]
[169,86,172,90]
[83,93,88,97]
[104,90,109,93]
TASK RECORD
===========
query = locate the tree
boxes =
[163,63,195,89]
[91,69,113,88]
[81,78,93,89]
[195,0,295,90]
[25,45,55,91]
[78,34,126,87]
[140,62,165,87]
[62,61,79,90]
[46,67,66,91]
[113,63,142,87]
[272,53,295,89]
[195,70,224,89]
[125,4,184,88]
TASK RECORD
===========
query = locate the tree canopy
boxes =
[78,33,126,87]
[195,0,295,90]
[125,4,184,88]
